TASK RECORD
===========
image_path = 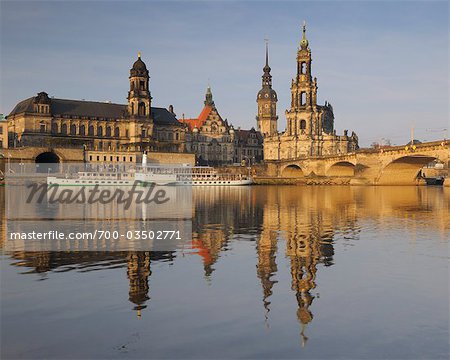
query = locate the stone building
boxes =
[180,87,263,166]
[233,128,264,165]
[259,24,359,160]
[6,54,186,158]
[0,114,7,149]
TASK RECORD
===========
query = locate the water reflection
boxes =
[1,186,449,355]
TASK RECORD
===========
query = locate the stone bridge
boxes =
[0,147,85,164]
[264,140,450,185]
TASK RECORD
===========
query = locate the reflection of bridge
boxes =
[265,140,449,185]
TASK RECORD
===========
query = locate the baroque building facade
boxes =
[258,25,359,160]
[180,87,263,166]
[6,54,186,155]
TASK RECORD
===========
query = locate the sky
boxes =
[0,1,448,147]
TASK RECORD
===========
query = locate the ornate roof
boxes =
[130,53,149,77]
[179,105,213,131]
[8,95,180,125]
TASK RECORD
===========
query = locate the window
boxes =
[70,124,76,135]
[301,62,307,74]
[300,92,306,106]
[97,126,103,137]
[300,120,306,134]
[80,125,86,136]
[138,102,146,116]
[51,123,58,134]
[141,128,146,138]
[39,122,46,133]
[114,127,120,137]
[140,80,145,90]
[175,133,179,140]
[88,125,94,136]
[106,126,111,137]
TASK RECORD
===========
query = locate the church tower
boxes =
[128,52,152,118]
[286,22,318,137]
[256,41,278,137]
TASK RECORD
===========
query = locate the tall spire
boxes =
[265,38,269,68]
[262,39,272,87]
[300,20,309,49]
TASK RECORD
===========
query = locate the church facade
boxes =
[180,87,263,166]
[257,25,358,160]
[6,54,186,155]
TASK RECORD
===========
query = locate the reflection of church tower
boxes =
[256,41,278,137]
[127,251,151,317]
[286,231,319,347]
[256,225,278,321]
[128,52,152,118]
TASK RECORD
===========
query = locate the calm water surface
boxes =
[1,186,449,359]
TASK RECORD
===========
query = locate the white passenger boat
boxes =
[47,170,137,186]
[136,165,253,186]
[47,153,252,187]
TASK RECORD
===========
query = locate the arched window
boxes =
[114,127,120,137]
[301,62,306,74]
[141,128,146,138]
[106,126,111,137]
[51,123,58,134]
[61,123,67,134]
[138,102,146,116]
[70,124,77,135]
[79,125,86,136]
[97,126,103,137]
[300,120,306,134]
[300,92,306,106]
[88,125,94,136]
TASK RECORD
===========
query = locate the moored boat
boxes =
[424,176,445,186]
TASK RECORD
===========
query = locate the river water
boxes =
[1,186,449,359]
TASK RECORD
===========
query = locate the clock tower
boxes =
[256,41,278,137]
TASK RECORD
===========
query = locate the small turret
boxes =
[204,86,214,107]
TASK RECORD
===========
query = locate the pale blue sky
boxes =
[0,1,448,146]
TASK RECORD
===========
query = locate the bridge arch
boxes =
[35,151,60,164]
[35,151,61,173]
[378,155,437,185]
[281,164,304,178]
[326,161,356,177]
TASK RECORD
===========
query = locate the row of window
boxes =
[40,122,128,138]
[235,148,261,157]
[88,155,135,162]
